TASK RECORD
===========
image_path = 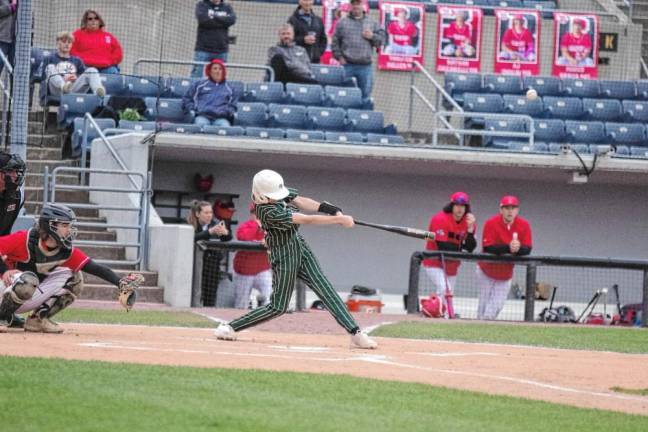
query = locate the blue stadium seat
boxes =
[245,127,284,139]
[571,144,590,154]
[483,74,522,94]
[614,145,630,156]
[561,78,600,98]
[606,122,646,146]
[202,125,245,136]
[534,119,566,143]
[306,107,347,131]
[599,80,636,100]
[234,102,268,127]
[484,118,526,147]
[311,65,352,87]
[489,0,523,7]
[635,81,648,100]
[523,76,561,96]
[347,109,388,133]
[622,100,648,122]
[444,73,482,104]
[127,75,163,97]
[166,77,198,98]
[582,98,622,122]
[543,96,583,119]
[71,118,116,157]
[157,123,202,134]
[145,98,192,123]
[57,94,103,128]
[548,143,566,154]
[245,82,285,104]
[631,147,648,158]
[269,104,307,129]
[228,80,245,99]
[325,131,364,144]
[366,133,405,145]
[325,86,365,109]
[98,74,127,96]
[463,93,505,112]
[286,129,325,142]
[30,47,54,83]
[508,142,549,153]
[504,95,544,117]
[286,83,325,107]
[117,120,156,131]
[522,1,557,19]
[565,121,607,144]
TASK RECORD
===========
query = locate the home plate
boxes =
[268,345,330,353]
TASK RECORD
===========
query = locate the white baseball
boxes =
[526,88,538,101]
[601,288,608,294]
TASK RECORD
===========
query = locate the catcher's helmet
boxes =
[421,294,446,318]
[39,203,78,249]
[0,152,26,192]
[252,169,289,204]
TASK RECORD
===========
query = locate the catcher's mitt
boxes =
[118,273,144,312]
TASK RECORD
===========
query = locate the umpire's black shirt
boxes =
[0,189,23,235]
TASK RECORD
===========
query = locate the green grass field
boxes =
[0,356,646,431]
[372,321,648,354]
[54,308,216,328]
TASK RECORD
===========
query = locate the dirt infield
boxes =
[1,308,647,415]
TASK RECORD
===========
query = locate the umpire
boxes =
[0,151,27,328]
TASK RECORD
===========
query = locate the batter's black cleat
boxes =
[8,314,25,329]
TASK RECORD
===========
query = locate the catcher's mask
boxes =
[0,152,26,194]
[39,203,78,249]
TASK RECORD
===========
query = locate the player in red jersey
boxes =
[476,195,532,320]
[441,11,475,58]
[499,14,535,62]
[422,192,477,307]
[386,7,418,55]
[557,18,593,66]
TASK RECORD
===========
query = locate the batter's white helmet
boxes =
[252,169,289,204]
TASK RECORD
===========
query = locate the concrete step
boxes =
[75,216,110,232]
[27,134,60,148]
[76,230,116,241]
[27,146,62,160]
[24,186,89,203]
[25,172,78,187]
[80,284,164,303]
[24,201,99,218]
[77,245,125,261]
[84,269,158,286]
[26,159,78,175]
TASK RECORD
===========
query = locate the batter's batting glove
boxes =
[118,273,144,312]
[318,201,342,216]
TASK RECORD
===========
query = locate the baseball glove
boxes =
[118,273,144,312]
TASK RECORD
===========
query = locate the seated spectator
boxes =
[268,23,318,84]
[182,59,239,127]
[233,202,272,309]
[187,200,232,306]
[41,31,105,101]
[71,9,123,74]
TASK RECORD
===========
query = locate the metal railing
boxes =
[408,250,648,328]
[0,49,13,148]
[133,59,275,82]
[641,57,648,79]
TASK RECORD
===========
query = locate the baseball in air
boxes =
[526,88,538,101]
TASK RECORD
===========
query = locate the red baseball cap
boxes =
[573,18,587,28]
[450,191,470,205]
[512,14,525,22]
[500,195,519,207]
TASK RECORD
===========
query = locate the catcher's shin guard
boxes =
[34,273,83,319]
[0,272,39,324]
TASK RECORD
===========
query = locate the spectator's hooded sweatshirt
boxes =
[182,59,239,122]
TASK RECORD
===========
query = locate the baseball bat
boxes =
[440,253,455,319]
[354,220,435,241]
[613,284,621,316]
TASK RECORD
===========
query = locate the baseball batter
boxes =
[476,195,532,320]
[423,192,476,303]
[215,169,377,349]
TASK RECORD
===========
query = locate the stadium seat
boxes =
[631,147,648,158]
[606,122,646,146]
[245,82,285,104]
[268,104,307,129]
[622,100,648,123]
[347,109,389,134]
[145,98,192,123]
[30,47,54,83]
[165,77,198,98]
[157,123,202,134]
[484,118,527,147]
[599,80,636,100]
[543,96,583,119]
[614,145,630,156]
[565,121,607,144]
[311,65,352,87]
[286,129,325,141]
[71,118,116,157]
[483,74,522,94]
[534,119,566,143]
[228,80,245,99]
[635,81,648,100]
[522,1,557,18]
[234,102,268,127]
[365,133,405,145]
[57,94,103,128]
[582,98,623,122]
[523,76,561,96]
[245,127,284,139]
[325,86,365,109]
[570,144,590,154]
[98,74,127,96]
[508,142,549,153]
[286,83,325,107]
[127,75,163,97]
[463,93,504,113]
[306,107,347,131]
[504,95,544,117]
[561,78,600,98]
[489,0,523,7]
[117,120,156,131]
[202,125,245,136]
[444,72,482,104]
[325,131,364,144]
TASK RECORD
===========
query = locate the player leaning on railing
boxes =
[0,203,142,333]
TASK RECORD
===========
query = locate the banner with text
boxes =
[436,6,483,74]
[552,12,599,79]
[378,1,425,71]
[494,9,540,76]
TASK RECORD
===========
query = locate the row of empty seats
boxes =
[489,142,648,158]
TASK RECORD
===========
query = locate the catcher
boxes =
[0,203,142,333]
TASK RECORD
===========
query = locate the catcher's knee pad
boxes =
[63,272,84,297]
[0,272,39,322]
[35,291,77,319]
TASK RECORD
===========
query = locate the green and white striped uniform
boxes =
[229,188,359,334]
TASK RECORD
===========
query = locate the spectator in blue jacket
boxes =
[192,0,236,78]
[182,59,239,127]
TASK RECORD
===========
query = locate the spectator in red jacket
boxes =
[232,202,272,309]
[70,9,123,74]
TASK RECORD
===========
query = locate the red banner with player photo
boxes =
[321,0,370,65]
[378,1,425,71]
[494,9,540,76]
[436,6,483,74]
[552,13,599,79]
